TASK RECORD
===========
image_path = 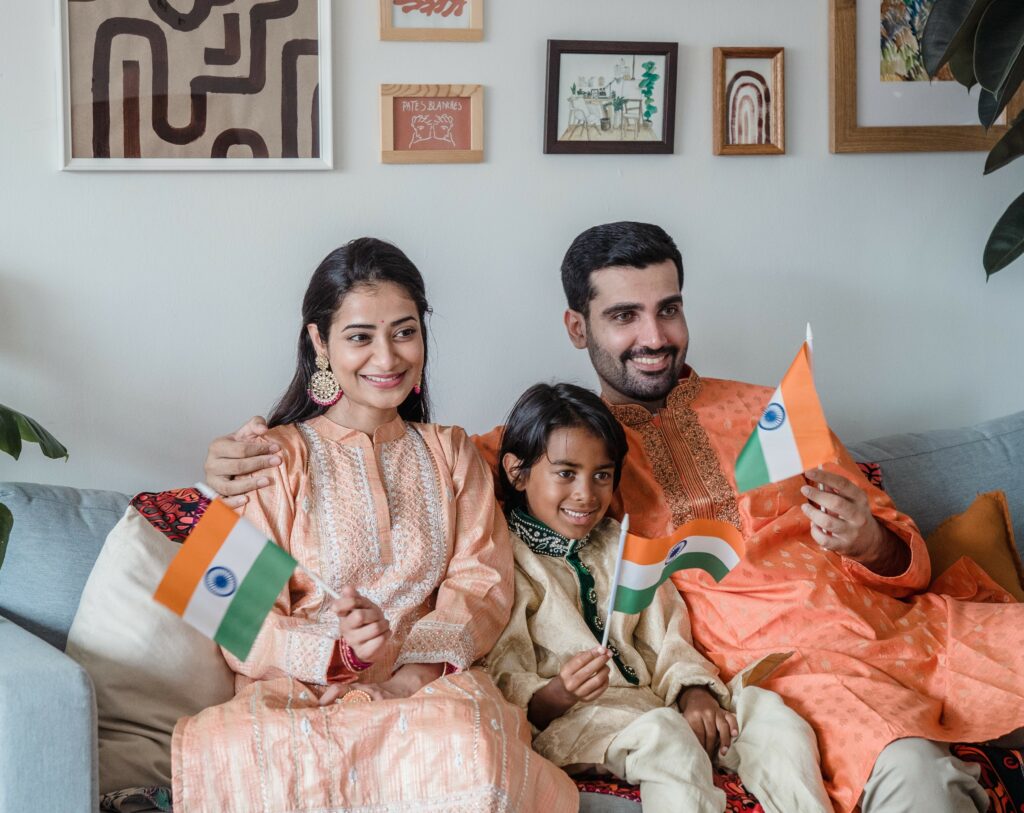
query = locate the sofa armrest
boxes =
[0,615,97,813]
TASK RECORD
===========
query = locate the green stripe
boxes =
[614,552,731,613]
[734,429,770,493]
[214,542,296,661]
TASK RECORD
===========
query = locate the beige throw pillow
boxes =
[66,506,235,793]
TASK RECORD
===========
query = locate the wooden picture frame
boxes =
[713,47,785,156]
[829,0,1020,153]
[380,84,483,164]
[57,0,332,170]
[380,0,483,43]
[544,40,678,155]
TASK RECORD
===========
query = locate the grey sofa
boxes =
[1,410,1022,813]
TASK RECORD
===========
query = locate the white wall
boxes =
[3,1,1023,495]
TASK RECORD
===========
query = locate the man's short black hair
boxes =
[560,221,684,315]
[497,382,628,514]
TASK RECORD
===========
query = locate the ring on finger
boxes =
[341,689,373,704]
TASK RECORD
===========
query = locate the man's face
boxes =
[564,260,689,409]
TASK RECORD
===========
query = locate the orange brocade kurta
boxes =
[172,416,578,812]
[476,370,1024,813]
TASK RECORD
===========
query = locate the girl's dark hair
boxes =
[268,237,432,428]
[497,382,628,512]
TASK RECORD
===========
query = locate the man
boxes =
[205,222,1024,813]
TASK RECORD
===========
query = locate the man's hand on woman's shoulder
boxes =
[204,415,281,506]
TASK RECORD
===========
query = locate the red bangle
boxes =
[339,639,372,673]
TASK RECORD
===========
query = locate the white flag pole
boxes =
[194,482,341,601]
[600,514,629,649]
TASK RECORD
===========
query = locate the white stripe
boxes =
[756,387,803,483]
[618,535,741,591]
[182,517,269,637]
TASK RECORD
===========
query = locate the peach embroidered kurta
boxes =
[602,371,1024,813]
[173,416,579,812]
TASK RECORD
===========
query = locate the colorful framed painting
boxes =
[829,0,1020,153]
[57,0,332,170]
[713,47,785,156]
[380,0,483,43]
[544,40,678,155]
[380,84,484,164]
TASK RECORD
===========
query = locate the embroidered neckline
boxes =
[608,367,702,428]
[507,508,592,558]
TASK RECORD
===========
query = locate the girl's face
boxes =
[307,282,423,428]
[504,426,616,540]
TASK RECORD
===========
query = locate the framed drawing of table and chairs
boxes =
[544,40,678,155]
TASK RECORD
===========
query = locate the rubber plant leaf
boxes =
[0,408,20,460]
[0,503,11,572]
[0,404,68,460]
[922,0,992,79]
[985,109,1024,173]
[974,0,1024,94]
[949,35,977,88]
[984,189,1024,276]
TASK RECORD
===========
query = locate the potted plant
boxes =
[923,0,1024,277]
[0,404,67,569]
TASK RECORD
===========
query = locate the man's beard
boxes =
[586,334,687,404]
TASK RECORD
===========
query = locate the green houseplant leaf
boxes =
[0,503,11,572]
[985,109,1024,173]
[984,189,1024,277]
[974,0,1024,93]
[0,404,68,460]
[922,0,993,79]
[0,405,68,571]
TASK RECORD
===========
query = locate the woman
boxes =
[172,238,579,811]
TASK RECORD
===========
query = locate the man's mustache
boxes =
[620,346,678,365]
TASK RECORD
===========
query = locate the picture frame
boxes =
[380,0,483,43]
[713,47,785,156]
[380,84,484,164]
[56,0,333,171]
[544,40,678,155]
[829,0,1020,153]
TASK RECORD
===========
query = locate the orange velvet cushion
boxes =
[925,491,1024,602]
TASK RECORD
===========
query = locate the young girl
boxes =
[487,382,832,813]
[172,239,578,811]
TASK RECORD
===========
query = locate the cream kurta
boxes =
[487,512,728,766]
[172,416,579,812]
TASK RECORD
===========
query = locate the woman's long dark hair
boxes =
[268,238,432,428]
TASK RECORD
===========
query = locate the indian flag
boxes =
[734,333,836,493]
[612,518,745,614]
[153,497,296,661]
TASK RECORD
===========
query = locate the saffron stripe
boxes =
[214,542,296,661]
[621,518,744,566]
[154,499,239,615]
[782,344,835,469]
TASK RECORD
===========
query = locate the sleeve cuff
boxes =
[394,619,476,672]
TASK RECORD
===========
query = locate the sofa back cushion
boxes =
[847,410,1024,558]
[65,505,236,793]
[0,481,128,650]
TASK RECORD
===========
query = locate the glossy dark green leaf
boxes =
[0,404,68,460]
[984,190,1024,276]
[0,503,11,572]
[974,0,1024,93]
[922,0,992,79]
[949,35,977,88]
[979,88,1001,128]
[0,409,20,460]
[985,111,1024,173]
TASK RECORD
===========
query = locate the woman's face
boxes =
[308,282,424,420]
